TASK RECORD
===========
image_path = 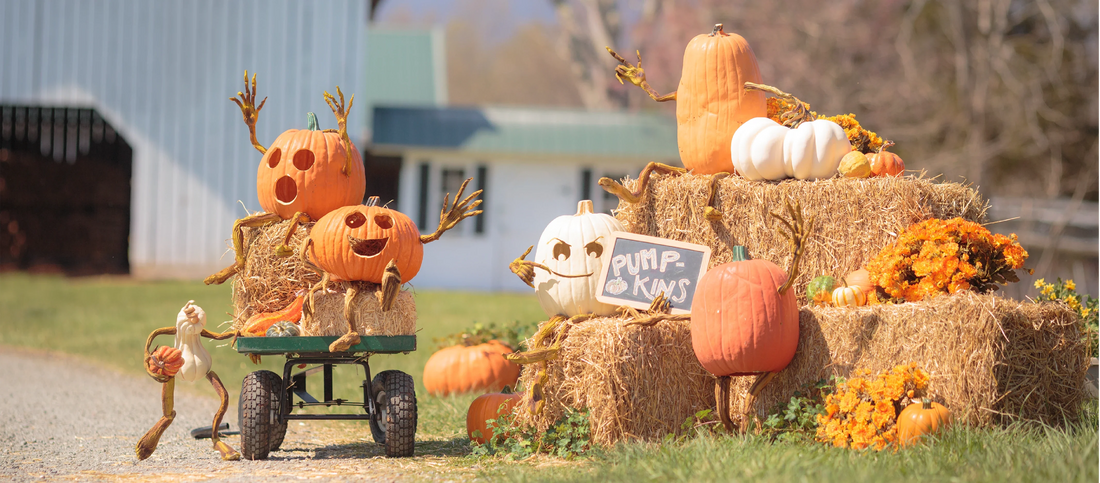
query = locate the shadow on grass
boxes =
[277,437,472,460]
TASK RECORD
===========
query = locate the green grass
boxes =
[2,273,1096,482]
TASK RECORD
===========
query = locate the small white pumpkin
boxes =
[731,117,851,181]
[533,200,625,317]
[832,285,867,307]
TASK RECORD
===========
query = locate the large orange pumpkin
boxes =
[422,341,520,396]
[307,200,424,283]
[690,249,798,376]
[897,398,952,447]
[677,24,767,175]
[257,113,366,220]
[466,390,521,444]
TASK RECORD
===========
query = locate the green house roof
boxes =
[362,28,446,133]
[370,105,679,160]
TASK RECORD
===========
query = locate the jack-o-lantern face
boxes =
[532,200,625,317]
[257,113,366,220]
[307,201,423,283]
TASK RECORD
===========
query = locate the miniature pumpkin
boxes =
[868,148,905,177]
[265,320,301,337]
[897,398,952,447]
[838,151,872,178]
[466,389,521,445]
[807,275,838,306]
[532,200,625,317]
[147,346,185,378]
[308,200,424,283]
[843,268,874,295]
[832,285,867,307]
[422,341,520,396]
[730,117,851,181]
[257,112,366,220]
[676,24,767,175]
[690,248,799,376]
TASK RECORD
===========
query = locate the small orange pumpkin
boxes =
[897,398,952,447]
[307,199,424,283]
[147,346,184,378]
[422,341,520,396]
[867,147,905,177]
[466,389,521,444]
[257,112,366,220]
[843,268,874,295]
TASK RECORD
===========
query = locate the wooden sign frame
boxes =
[595,232,711,314]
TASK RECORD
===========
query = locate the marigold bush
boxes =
[815,363,931,450]
[866,217,1028,303]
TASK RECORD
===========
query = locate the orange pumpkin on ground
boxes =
[257,112,366,220]
[146,346,185,378]
[897,398,952,447]
[422,341,520,396]
[466,390,521,445]
[690,247,799,376]
[307,200,424,283]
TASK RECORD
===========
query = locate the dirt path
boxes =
[0,347,475,482]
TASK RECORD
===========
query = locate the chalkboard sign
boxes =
[595,232,711,314]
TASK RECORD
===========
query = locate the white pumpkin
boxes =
[731,117,851,181]
[533,200,625,317]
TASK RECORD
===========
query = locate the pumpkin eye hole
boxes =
[344,212,367,228]
[585,241,603,258]
[374,214,393,229]
[293,149,315,170]
[266,148,282,168]
[552,240,571,261]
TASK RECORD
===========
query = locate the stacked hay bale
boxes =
[515,173,1087,444]
[229,217,416,337]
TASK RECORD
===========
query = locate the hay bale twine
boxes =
[513,315,713,445]
[725,292,1087,427]
[614,174,988,305]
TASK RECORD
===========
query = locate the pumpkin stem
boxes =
[230,70,268,155]
[709,23,725,36]
[365,195,380,207]
[599,162,687,204]
[306,112,319,131]
[744,82,815,128]
[730,245,749,262]
[769,199,812,295]
[922,398,933,410]
[606,47,678,102]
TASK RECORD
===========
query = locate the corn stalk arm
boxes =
[230,70,268,154]
[420,177,483,244]
[606,48,677,102]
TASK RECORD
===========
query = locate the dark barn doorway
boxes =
[363,151,402,209]
[0,105,133,275]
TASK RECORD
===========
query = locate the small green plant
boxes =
[673,408,725,441]
[1034,278,1098,358]
[761,378,832,443]
[470,407,593,460]
[434,320,538,351]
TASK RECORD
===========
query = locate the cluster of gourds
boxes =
[806,269,875,308]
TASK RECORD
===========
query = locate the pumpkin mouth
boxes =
[275,176,297,204]
[348,234,388,258]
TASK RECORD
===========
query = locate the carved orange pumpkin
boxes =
[897,398,952,447]
[677,24,767,175]
[690,248,798,376]
[307,200,423,283]
[422,341,520,396]
[466,390,521,444]
[257,113,366,220]
[147,346,185,378]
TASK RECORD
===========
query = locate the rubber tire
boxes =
[239,370,287,460]
[369,370,418,457]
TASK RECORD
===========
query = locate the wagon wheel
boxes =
[238,370,287,460]
[369,370,418,457]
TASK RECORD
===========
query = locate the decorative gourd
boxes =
[838,151,872,178]
[807,275,838,306]
[308,200,424,283]
[532,200,625,317]
[868,145,905,177]
[843,268,874,295]
[257,112,366,220]
[174,301,212,383]
[265,321,301,337]
[730,117,851,181]
[676,24,767,174]
[146,346,185,378]
[422,341,520,396]
[690,247,799,376]
[832,285,867,307]
[466,389,521,445]
[243,295,305,336]
[897,398,952,447]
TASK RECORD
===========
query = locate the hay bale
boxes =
[614,174,987,305]
[513,315,713,445]
[727,292,1087,427]
[301,282,417,337]
[230,217,320,329]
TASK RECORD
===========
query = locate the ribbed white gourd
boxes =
[730,117,851,181]
[174,301,212,382]
[533,200,625,317]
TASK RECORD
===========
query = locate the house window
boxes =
[418,163,488,236]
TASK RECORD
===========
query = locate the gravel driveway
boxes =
[0,347,473,482]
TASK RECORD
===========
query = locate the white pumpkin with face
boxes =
[533,200,625,317]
